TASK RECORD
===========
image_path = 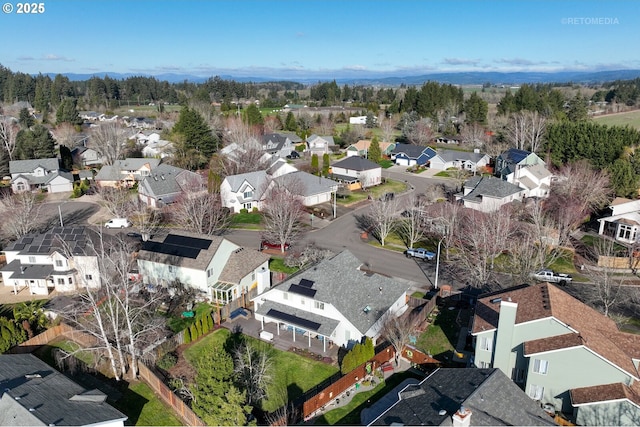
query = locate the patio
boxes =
[223,310,340,362]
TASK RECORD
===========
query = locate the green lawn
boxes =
[167,302,213,333]
[593,110,640,130]
[314,371,422,425]
[183,329,339,412]
[269,257,299,274]
[434,170,451,177]
[415,307,458,360]
[230,211,262,224]
[378,159,394,168]
[114,381,183,426]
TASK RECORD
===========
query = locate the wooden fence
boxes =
[598,255,640,270]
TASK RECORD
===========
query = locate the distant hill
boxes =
[47,69,640,86]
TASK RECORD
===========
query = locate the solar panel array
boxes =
[288,283,317,298]
[8,226,90,255]
[141,234,213,259]
[266,309,322,331]
[299,278,314,288]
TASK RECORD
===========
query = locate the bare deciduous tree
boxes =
[213,140,270,177]
[87,122,128,165]
[232,341,273,406]
[261,176,306,252]
[404,118,434,145]
[397,194,430,250]
[52,122,78,148]
[380,310,422,363]
[459,122,487,148]
[426,201,462,261]
[379,115,398,143]
[264,116,283,134]
[0,115,19,162]
[0,192,42,241]
[506,111,547,153]
[130,201,163,240]
[224,116,260,146]
[585,238,624,317]
[95,185,135,219]
[172,183,230,235]
[284,243,334,269]
[315,115,335,136]
[368,197,400,247]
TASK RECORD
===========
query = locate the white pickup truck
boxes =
[405,248,436,260]
[532,269,572,285]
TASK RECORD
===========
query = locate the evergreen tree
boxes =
[244,104,264,126]
[310,153,320,175]
[285,111,297,131]
[609,158,638,198]
[567,92,589,122]
[368,137,382,163]
[463,92,488,124]
[322,153,330,176]
[363,337,375,360]
[15,125,57,160]
[56,98,81,126]
[19,108,34,129]
[60,145,73,170]
[0,317,27,353]
[172,107,218,158]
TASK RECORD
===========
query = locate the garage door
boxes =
[396,158,409,166]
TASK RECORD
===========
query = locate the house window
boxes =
[85,274,93,281]
[207,268,214,278]
[68,277,73,284]
[479,336,493,351]
[478,361,490,368]
[168,265,174,273]
[17,183,25,191]
[528,384,544,400]
[282,292,288,300]
[57,278,64,285]
[243,190,253,199]
[314,301,324,310]
[28,256,36,263]
[55,260,64,267]
[243,203,252,210]
[251,271,256,281]
[300,298,305,305]
[618,224,637,241]
[533,358,549,375]
[514,368,525,383]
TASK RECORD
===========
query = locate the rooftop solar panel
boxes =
[142,241,201,259]
[266,309,322,331]
[299,278,314,288]
[12,243,25,250]
[163,234,212,250]
[22,237,33,244]
[289,284,317,298]
[28,245,39,252]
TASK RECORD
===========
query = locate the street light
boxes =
[434,238,445,290]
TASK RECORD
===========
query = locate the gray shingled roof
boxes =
[95,158,161,182]
[9,158,60,174]
[136,231,225,271]
[331,156,381,171]
[269,250,410,334]
[436,149,487,163]
[224,170,268,193]
[139,163,201,198]
[463,175,524,200]
[307,134,335,146]
[0,354,127,426]
[94,165,122,181]
[0,260,54,279]
[368,368,554,426]
[272,171,338,197]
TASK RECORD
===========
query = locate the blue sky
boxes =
[1,0,638,78]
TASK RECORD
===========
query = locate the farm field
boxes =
[593,110,640,130]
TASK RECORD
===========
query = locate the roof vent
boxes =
[490,297,501,304]
[363,305,371,313]
[439,409,447,416]
[25,374,41,379]
[28,408,35,412]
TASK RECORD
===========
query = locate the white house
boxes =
[9,158,73,194]
[306,134,335,156]
[429,149,490,172]
[456,175,526,213]
[330,156,382,189]
[507,163,554,198]
[0,354,127,427]
[0,227,102,296]
[220,170,269,213]
[136,231,271,304]
[349,116,368,125]
[495,148,545,180]
[95,158,161,188]
[262,133,301,158]
[267,171,339,207]
[252,250,410,351]
[71,145,103,167]
[597,198,640,244]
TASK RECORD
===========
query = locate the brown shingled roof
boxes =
[218,247,270,284]
[524,333,584,355]
[571,382,640,407]
[472,282,640,379]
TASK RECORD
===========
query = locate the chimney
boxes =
[452,406,472,427]
[20,266,25,274]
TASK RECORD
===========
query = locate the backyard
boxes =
[336,179,408,205]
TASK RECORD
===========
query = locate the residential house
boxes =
[508,163,553,198]
[435,135,462,145]
[0,353,127,427]
[220,140,273,166]
[306,134,335,156]
[136,231,271,304]
[349,116,367,125]
[9,158,73,194]
[330,156,382,190]
[390,143,437,166]
[71,145,102,167]
[364,368,554,426]
[262,133,300,158]
[220,160,337,213]
[456,175,526,212]
[79,110,101,121]
[95,158,161,188]
[124,117,157,129]
[138,163,204,208]
[346,140,395,158]
[141,139,174,159]
[597,198,640,244]
[252,250,410,351]
[429,149,491,172]
[495,148,545,180]
[471,282,640,425]
[0,227,103,296]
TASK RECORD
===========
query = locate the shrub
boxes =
[183,327,191,344]
[157,352,178,370]
[189,324,198,341]
[252,207,259,213]
[240,208,249,214]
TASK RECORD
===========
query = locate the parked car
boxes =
[105,218,132,228]
[286,151,300,159]
[260,240,291,251]
[531,269,572,285]
[380,192,395,201]
[405,248,436,260]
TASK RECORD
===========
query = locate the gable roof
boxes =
[332,156,381,172]
[391,143,436,159]
[571,382,640,407]
[520,163,552,180]
[139,163,202,198]
[0,354,126,426]
[9,158,60,174]
[462,175,524,200]
[368,368,554,426]
[500,148,532,164]
[435,149,488,163]
[271,171,338,197]
[136,231,226,271]
[2,226,107,257]
[223,170,268,193]
[307,134,335,146]
[218,247,270,284]
[113,158,161,171]
[473,283,640,380]
[266,250,409,334]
